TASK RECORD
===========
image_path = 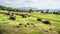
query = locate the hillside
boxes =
[0,10,60,34]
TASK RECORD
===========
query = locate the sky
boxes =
[0,0,60,9]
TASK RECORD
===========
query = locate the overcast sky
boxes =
[0,0,60,9]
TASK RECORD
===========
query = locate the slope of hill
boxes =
[0,10,60,34]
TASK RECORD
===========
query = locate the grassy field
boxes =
[0,10,60,34]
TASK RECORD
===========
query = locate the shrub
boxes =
[2,19,5,21]
[57,30,60,33]
[17,26,19,28]
[42,21,51,25]
[25,25,27,27]
[11,13,14,15]
[37,18,42,21]
[49,28,52,31]
[27,23,29,25]
[19,24,22,26]
[30,23,34,25]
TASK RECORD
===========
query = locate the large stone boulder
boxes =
[9,15,16,20]
[5,12,10,15]
[22,15,27,18]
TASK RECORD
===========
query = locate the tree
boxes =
[53,11,57,14]
[0,5,22,12]
[45,9,49,14]
[40,10,44,13]
[29,9,33,13]
[57,11,60,15]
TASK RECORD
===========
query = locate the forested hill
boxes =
[0,5,21,12]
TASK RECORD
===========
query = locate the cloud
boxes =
[0,0,60,9]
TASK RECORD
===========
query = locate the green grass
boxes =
[0,11,60,34]
[31,13,60,30]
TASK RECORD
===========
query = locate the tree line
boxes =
[0,5,21,12]
[0,5,60,15]
[40,9,60,15]
[0,5,33,13]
